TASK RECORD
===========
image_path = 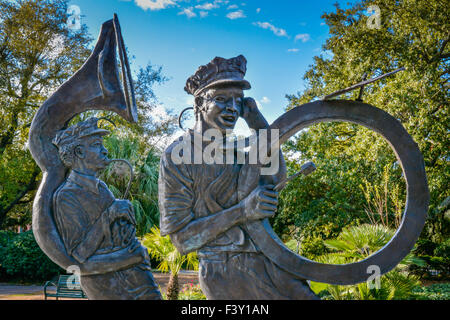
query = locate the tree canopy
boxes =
[275,0,449,255]
[0,0,176,228]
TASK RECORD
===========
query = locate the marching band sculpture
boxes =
[29,16,429,300]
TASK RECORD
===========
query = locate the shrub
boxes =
[434,239,450,258]
[309,224,424,300]
[0,231,15,279]
[412,283,450,300]
[0,230,63,283]
[178,282,206,300]
[409,238,450,280]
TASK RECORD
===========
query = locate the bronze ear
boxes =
[195,96,204,109]
[74,145,85,159]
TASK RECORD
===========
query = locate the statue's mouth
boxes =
[221,114,237,126]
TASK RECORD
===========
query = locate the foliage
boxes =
[178,282,207,300]
[276,0,449,255]
[0,230,14,279]
[0,0,92,228]
[142,227,198,274]
[409,237,450,280]
[142,226,198,300]
[411,283,450,300]
[0,230,63,282]
[434,238,450,258]
[309,224,424,300]
[0,0,177,230]
[360,165,404,229]
[100,133,161,237]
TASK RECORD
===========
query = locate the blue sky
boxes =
[70,0,344,135]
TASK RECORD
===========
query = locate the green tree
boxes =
[100,133,161,237]
[276,0,449,251]
[0,0,177,229]
[142,226,198,300]
[0,0,92,228]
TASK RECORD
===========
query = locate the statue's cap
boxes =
[185,55,251,96]
[52,117,110,148]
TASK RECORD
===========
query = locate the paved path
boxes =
[0,283,54,295]
[0,271,198,300]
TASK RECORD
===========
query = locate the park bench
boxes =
[44,275,88,300]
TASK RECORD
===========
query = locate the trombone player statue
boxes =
[28,16,161,299]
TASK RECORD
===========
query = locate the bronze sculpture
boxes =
[51,118,160,299]
[27,14,429,299]
[28,16,161,300]
[159,55,429,299]
[159,55,318,299]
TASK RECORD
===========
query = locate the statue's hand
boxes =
[241,97,259,119]
[127,239,152,271]
[241,184,278,222]
[108,199,136,225]
[138,246,152,271]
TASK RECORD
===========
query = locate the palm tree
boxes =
[142,226,198,300]
[101,133,161,236]
[309,224,425,300]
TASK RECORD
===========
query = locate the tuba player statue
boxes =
[52,117,161,300]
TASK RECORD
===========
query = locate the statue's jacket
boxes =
[53,170,124,263]
[158,130,318,299]
[53,169,161,299]
[159,130,259,255]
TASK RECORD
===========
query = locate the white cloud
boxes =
[199,11,209,17]
[295,33,310,42]
[256,8,261,13]
[226,10,246,19]
[227,4,238,9]
[253,22,288,37]
[260,96,271,104]
[134,0,176,11]
[287,48,299,53]
[195,2,219,10]
[152,104,172,123]
[178,7,196,18]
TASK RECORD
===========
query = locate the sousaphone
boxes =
[28,15,137,275]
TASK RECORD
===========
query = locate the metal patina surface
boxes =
[28,16,161,300]
[159,55,429,299]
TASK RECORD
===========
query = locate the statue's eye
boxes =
[214,96,226,103]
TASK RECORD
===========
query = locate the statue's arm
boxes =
[169,205,245,255]
[242,97,287,183]
[80,241,146,275]
[159,151,247,255]
[55,192,145,274]
[71,210,110,264]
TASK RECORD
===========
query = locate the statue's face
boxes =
[200,86,243,133]
[75,135,109,173]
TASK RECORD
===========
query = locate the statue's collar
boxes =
[68,170,101,194]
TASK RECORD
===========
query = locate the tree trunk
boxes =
[0,165,40,227]
[166,272,179,300]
